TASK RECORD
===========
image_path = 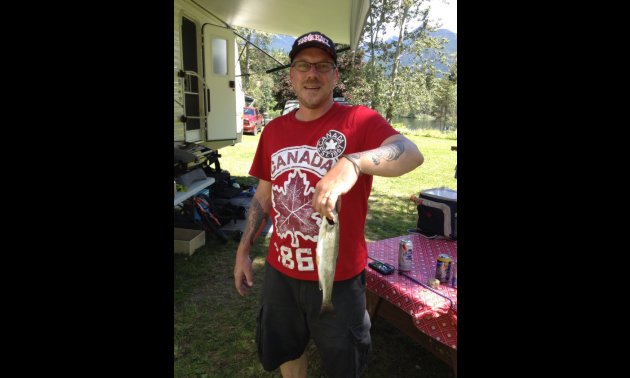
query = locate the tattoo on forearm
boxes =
[347,141,406,170]
[244,198,268,246]
[353,141,405,166]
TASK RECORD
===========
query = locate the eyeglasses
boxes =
[291,61,336,73]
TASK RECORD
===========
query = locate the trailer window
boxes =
[212,38,227,75]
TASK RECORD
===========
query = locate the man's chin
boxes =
[299,95,328,109]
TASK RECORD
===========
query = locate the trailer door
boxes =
[203,24,242,143]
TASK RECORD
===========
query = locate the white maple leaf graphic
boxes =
[272,170,321,247]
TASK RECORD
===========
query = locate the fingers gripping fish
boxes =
[316,209,340,316]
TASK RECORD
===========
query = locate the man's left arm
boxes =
[312,134,423,218]
[345,134,423,177]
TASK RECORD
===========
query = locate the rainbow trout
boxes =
[316,210,340,316]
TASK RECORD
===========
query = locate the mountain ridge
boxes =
[269,29,456,75]
[270,29,456,55]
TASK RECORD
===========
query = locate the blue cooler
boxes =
[416,187,457,240]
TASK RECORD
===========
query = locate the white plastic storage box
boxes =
[174,228,206,256]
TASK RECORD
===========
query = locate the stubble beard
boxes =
[297,86,332,110]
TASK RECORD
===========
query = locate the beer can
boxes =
[451,261,457,288]
[435,254,452,283]
[398,239,413,272]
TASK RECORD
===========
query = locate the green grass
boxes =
[174,129,457,377]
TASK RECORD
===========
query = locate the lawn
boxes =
[174,126,457,377]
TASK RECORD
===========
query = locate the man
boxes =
[233,31,423,378]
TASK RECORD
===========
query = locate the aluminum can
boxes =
[435,254,452,283]
[398,239,413,271]
[451,261,457,288]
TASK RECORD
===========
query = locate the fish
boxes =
[316,209,340,316]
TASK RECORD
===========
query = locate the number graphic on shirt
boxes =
[277,246,314,271]
[278,246,295,269]
[296,248,314,271]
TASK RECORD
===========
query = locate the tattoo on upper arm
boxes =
[245,198,268,246]
[369,141,406,165]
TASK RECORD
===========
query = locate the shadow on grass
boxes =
[365,191,418,242]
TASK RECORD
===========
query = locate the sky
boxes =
[383,0,457,38]
[431,0,457,33]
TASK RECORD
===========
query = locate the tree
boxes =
[432,76,456,130]
[272,70,293,111]
[234,9,457,125]
[235,27,272,90]
[336,48,372,105]
[235,27,284,113]
[362,0,395,111]
[383,0,426,121]
[361,0,451,122]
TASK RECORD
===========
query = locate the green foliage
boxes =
[359,0,456,124]
[432,77,457,130]
[236,28,285,113]
[272,71,293,111]
[336,48,373,105]
[233,1,457,126]
[246,74,276,113]
[447,56,457,83]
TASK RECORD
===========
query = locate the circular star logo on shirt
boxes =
[316,130,346,159]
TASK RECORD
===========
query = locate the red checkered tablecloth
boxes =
[366,233,457,349]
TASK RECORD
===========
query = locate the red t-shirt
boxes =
[249,102,399,281]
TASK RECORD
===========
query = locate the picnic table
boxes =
[366,233,457,376]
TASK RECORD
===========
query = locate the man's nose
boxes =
[304,65,320,78]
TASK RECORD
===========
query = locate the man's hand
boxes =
[312,135,423,220]
[234,253,254,296]
[312,156,359,220]
[233,180,271,297]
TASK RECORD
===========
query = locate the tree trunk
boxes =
[385,0,409,123]
[244,31,251,91]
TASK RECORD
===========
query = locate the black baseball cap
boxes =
[289,31,337,64]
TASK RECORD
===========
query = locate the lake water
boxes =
[392,116,455,131]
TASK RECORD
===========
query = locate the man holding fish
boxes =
[233,31,424,378]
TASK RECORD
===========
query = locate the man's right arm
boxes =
[234,179,272,296]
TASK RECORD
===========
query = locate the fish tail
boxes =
[319,302,336,317]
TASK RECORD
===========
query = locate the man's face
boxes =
[289,47,339,110]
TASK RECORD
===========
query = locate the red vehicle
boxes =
[242,106,264,135]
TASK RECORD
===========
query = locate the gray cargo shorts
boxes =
[256,262,372,377]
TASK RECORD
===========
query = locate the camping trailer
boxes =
[174,0,245,150]
[173,0,370,151]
